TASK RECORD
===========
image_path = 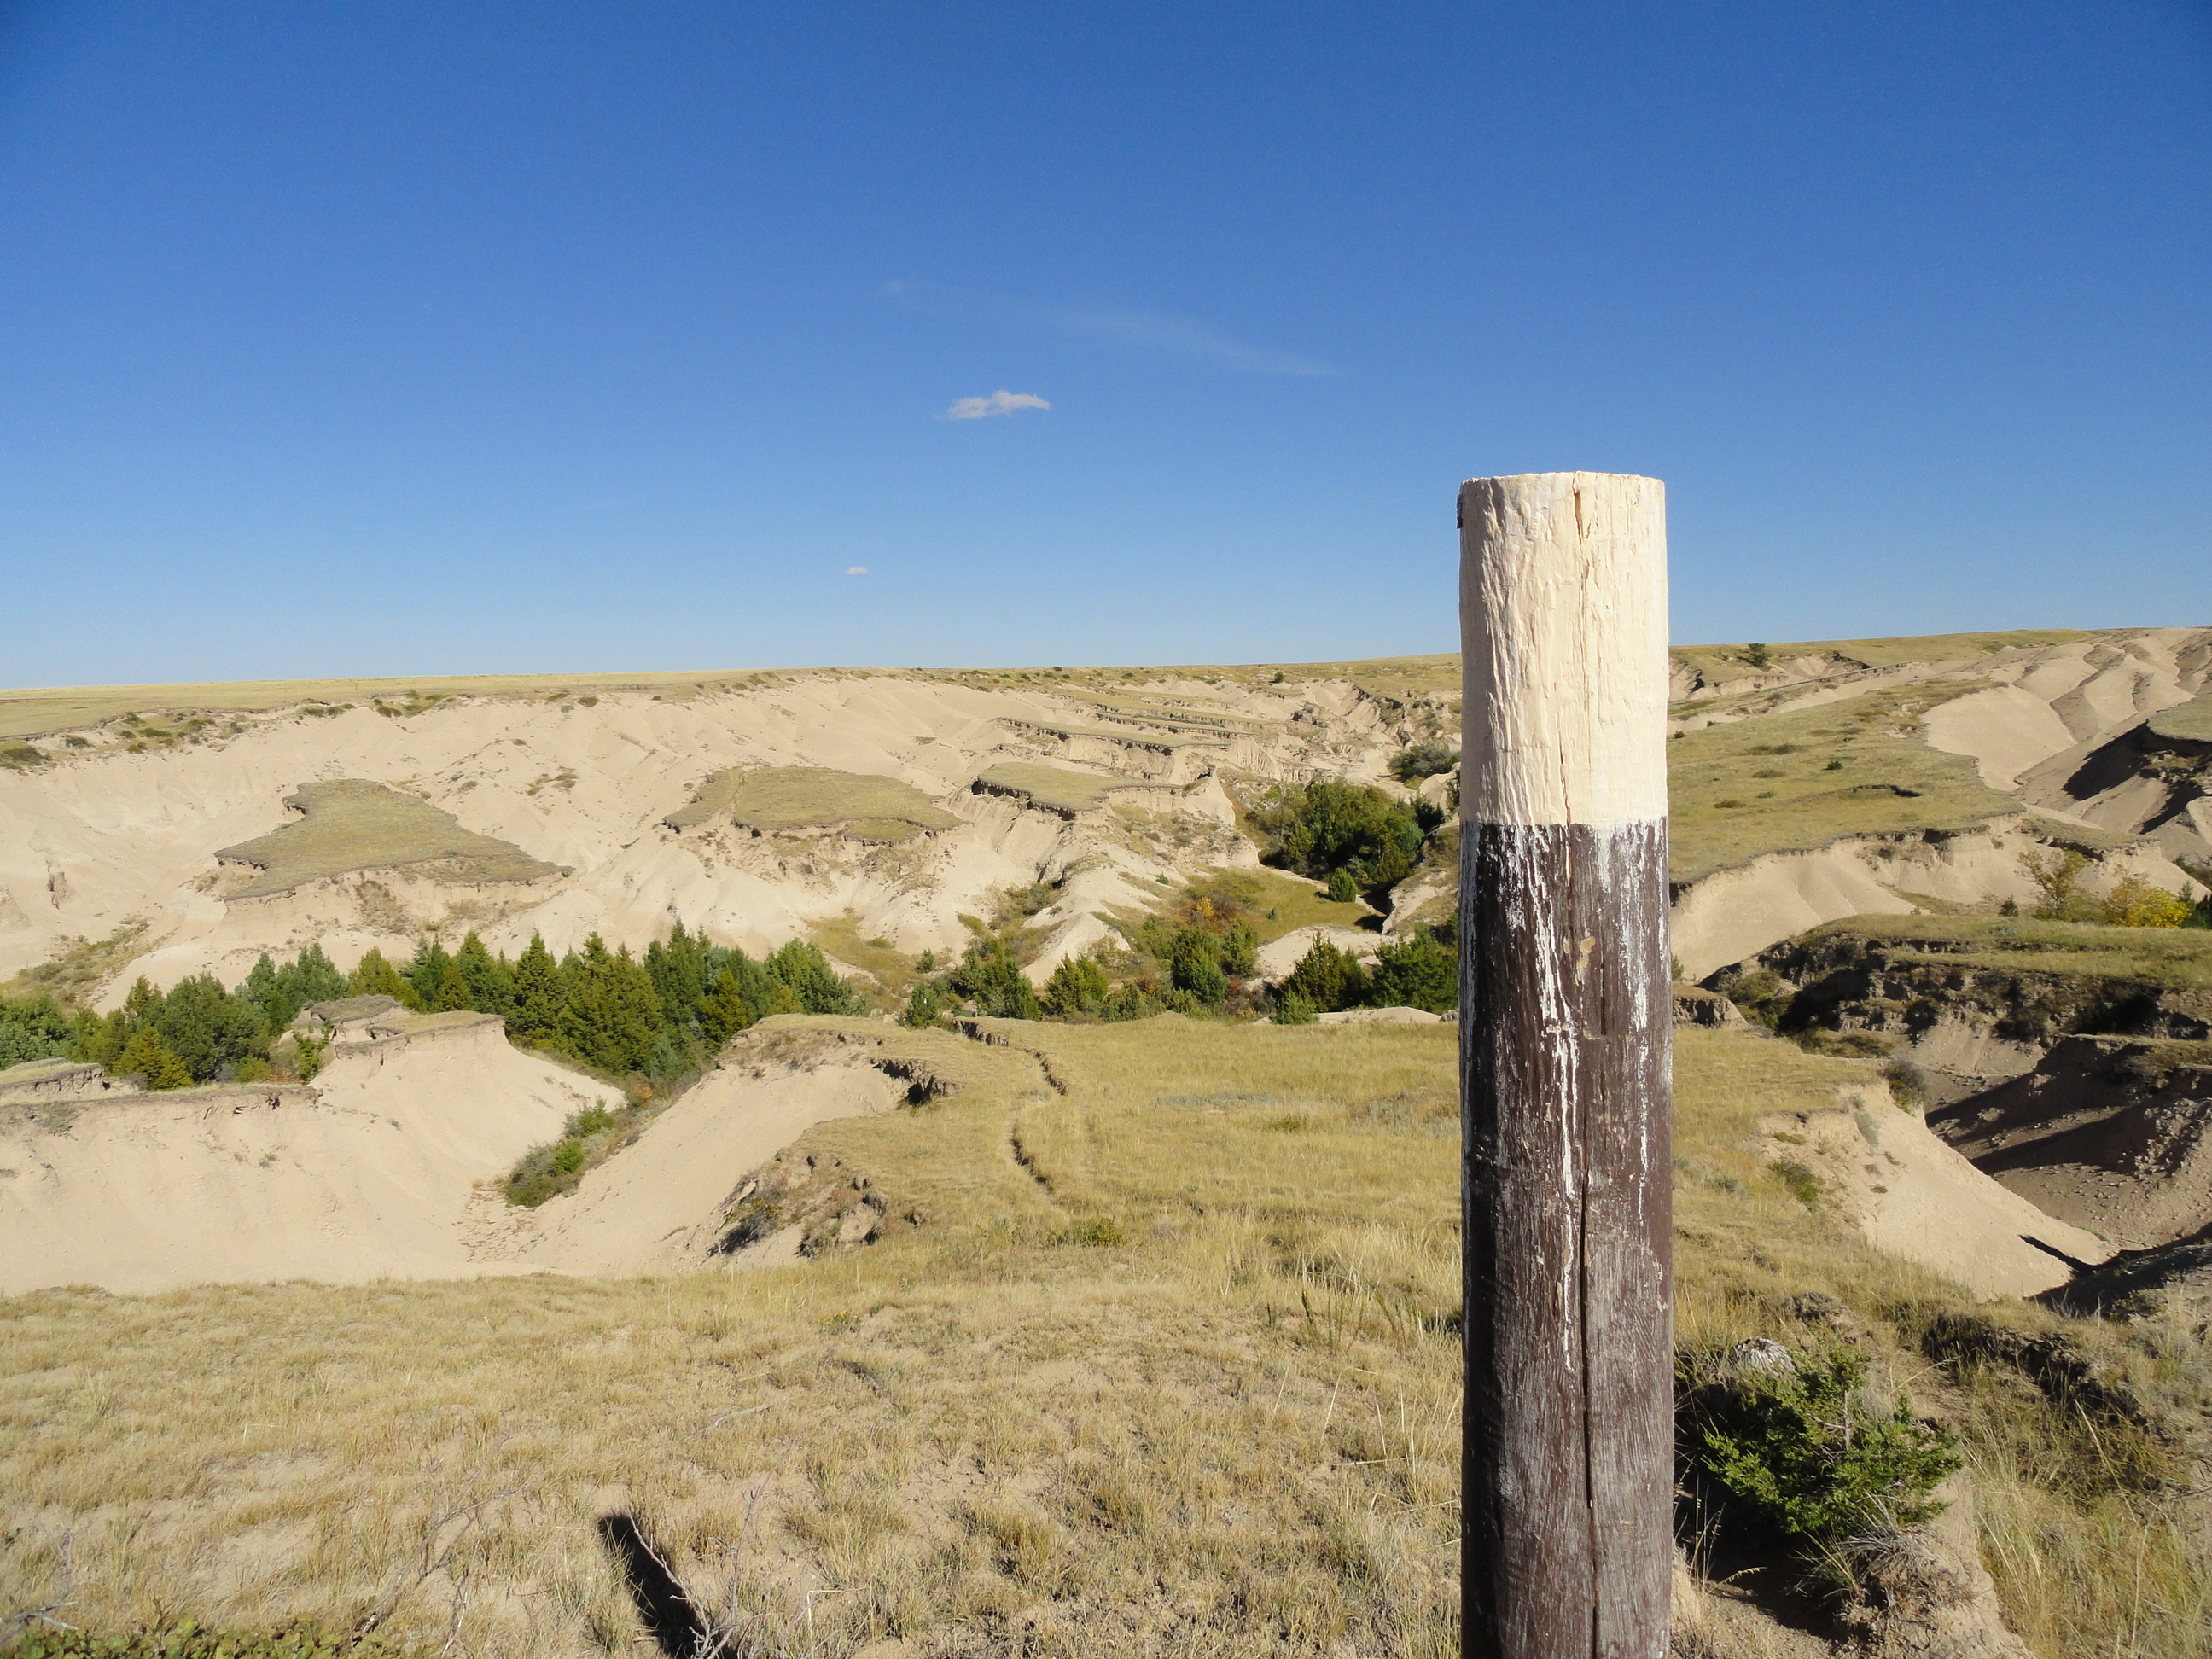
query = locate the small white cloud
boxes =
[944,389,1051,420]
[846,565,870,577]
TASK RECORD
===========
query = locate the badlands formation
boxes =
[7,628,2212,1659]
[1,625,2208,1001]
[2,626,2209,1301]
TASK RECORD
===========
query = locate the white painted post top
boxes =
[1459,471,1668,828]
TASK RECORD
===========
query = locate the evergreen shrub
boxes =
[1680,1348,1959,1551]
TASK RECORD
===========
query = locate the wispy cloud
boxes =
[887,282,1333,378]
[944,389,1051,420]
[1047,306,1333,377]
[846,565,870,576]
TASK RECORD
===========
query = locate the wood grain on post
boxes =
[1458,472,1672,1659]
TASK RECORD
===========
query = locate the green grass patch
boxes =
[807,911,921,1006]
[0,921,153,1009]
[1136,867,1371,949]
[665,765,959,841]
[213,781,562,898]
[973,760,1148,813]
[2147,693,2212,743]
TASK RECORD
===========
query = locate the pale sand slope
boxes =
[1758,1078,2112,1299]
[9,629,2208,1004]
[1671,821,2202,981]
[0,1018,597,1295]
[1920,630,2212,787]
[492,1057,905,1275]
[0,672,1393,996]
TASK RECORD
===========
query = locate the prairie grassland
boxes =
[970,763,1146,815]
[1667,683,2020,881]
[0,1021,1460,1659]
[2148,693,2212,742]
[0,672,814,742]
[3,1019,2207,1658]
[1669,1029,2212,1658]
[804,917,924,1007]
[1148,867,1373,949]
[1668,629,2100,690]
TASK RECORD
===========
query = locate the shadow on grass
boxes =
[596,1513,706,1658]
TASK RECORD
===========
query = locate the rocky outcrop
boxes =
[1717,923,2212,1087]
[1673,986,1749,1028]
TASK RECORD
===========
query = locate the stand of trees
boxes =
[0,994,73,1068]
[38,924,864,1092]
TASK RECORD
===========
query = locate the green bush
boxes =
[1252,779,1440,897]
[1681,1348,1959,1549]
[1324,867,1359,904]
[1050,1215,1129,1248]
[1879,1057,1925,1108]
[948,937,1041,1020]
[1387,740,1459,783]
[1278,939,1369,1014]
[566,1104,616,1138]
[0,994,73,1068]
[765,939,867,1016]
[1772,1160,1823,1207]
[1168,926,1228,1004]
[1711,967,1790,1028]
[1274,992,1318,1025]
[51,920,870,1099]
[1365,933,1457,1013]
[504,1143,572,1207]
[903,980,943,1027]
[114,1024,194,1090]
[1040,954,1109,1016]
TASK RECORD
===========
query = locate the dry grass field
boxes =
[4,1016,2208,1657]
[2147,693,2212,743]
[0,672,816,742]
[1666,683,2021,882]
[1668,629,2100,690]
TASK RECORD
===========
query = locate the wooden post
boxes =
[1458,472,1672,1659]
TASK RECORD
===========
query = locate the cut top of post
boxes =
[1458,471,1668,830]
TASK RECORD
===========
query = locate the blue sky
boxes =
[2,1,2207,684]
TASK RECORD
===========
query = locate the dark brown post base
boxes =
[1459,818,1672,1659]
